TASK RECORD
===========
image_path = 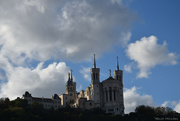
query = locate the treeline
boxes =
[0,97,180,121]
[131,105,180,121]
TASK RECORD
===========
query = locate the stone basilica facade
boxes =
[22,55,124,115]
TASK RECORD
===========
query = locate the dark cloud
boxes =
[0,0,136,63]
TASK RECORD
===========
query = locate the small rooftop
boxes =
[106,76,115,80]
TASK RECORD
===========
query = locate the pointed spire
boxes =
[94,54,96,68]
[117,56,119,70]
[68,72,71,81]
[70,70,73,81]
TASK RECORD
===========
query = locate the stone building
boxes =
[61,55,124,114]
[22,55,124,115]
[22,91,61,110]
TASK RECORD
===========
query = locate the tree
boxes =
[165,107,173,113]
[0,97,10,110]
[10,98,29,108]
[155,107,166,116]
[165,107,176,116]
[4,98,10,105]
[135,105,154,115]
[30,102,44,115]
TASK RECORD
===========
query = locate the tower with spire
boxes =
[113,56,124,114]
[65,70,76,104]
[90,54,100,107]
[90,54,100,84]
[113,56,123,84]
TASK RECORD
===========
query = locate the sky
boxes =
[0,0,180,114]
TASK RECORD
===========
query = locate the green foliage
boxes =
[155,106,166,116]
[134,105,180,121]
[10,98,29,108]
[31,102,44,114]
[0,98,10,110]
[135,105,155,116]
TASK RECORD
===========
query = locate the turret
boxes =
[65,70,76,104]
[90,54,100,107]
[113,56,124,114]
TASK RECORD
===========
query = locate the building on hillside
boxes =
[22,55,124,115]
[22,91,61,110]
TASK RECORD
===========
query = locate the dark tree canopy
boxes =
[135,105,155,115]
[0,98,179,121]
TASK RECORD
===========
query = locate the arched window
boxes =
[109,87,112,101]
[114,90,116,101]
[96,73,99,80]
[93,73,95,80]
[105,88,108,102]
[119,75,122,81]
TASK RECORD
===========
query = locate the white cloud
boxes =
[80,66,91,82]
[124,63,132,73]
[119,32,132,47]
[0,0,136,64]
[171,101,178,107]
[124,86,156,113]
[174,101,180,113]
[126,36,177,78]
[161,101,169,107]
[0,61,69,100]
[0,0,136,101]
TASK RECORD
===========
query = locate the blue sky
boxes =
[0,0,179,113]
[128,0,180,103]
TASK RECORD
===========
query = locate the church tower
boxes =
[90,54,100,107]
[66,70,76,104]
[114,57,123,84]
[113,56,124,114]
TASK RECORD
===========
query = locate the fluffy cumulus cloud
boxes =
[0,61,69,100]
[126,36,177,78]
[174,101,180,113]
[124,86,156,113]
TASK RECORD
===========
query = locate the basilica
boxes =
[22,55,124,115]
